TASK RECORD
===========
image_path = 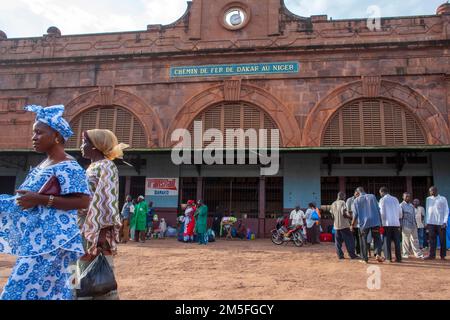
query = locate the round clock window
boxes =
[223,7,249,30]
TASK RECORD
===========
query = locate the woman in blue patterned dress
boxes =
[0,105,91,300]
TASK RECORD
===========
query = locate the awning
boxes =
[0,145,449,154]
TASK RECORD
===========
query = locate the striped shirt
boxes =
[400,201,417,230]
[82,159,122,255]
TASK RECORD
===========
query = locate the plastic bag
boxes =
[76,253,118,298]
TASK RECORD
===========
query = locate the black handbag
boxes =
[76,253,118,298]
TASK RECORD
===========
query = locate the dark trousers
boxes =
[335,228,357,259]
[383,226,402,262]
[360,227,383,262]
[352,227,361,255]
[428,224,447,258]
[307,224,320,244]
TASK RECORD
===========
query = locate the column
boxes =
[124,176,131,197]
[446,75,450,124]
[258,176,266,238]
[406,176,413,195]
[196,177,204,201]
[339,176,346,193]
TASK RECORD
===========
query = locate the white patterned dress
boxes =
[0,160,90,300]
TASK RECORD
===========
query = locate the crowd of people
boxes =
[328,186,448,263]
[119,197,167,243]
[0,104,448,300]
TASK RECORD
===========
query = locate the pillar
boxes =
[196,177,203,201]
[258,176,266,238]
[339,176,346,193]
[124,176,131,197]
[406,176,413,195]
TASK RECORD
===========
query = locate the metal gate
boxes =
[203,178,259,219]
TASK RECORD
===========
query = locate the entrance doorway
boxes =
[203,178,259,219]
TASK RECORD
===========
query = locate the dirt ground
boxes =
[1,239,449,300]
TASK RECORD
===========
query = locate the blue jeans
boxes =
[417,228,425,248]
[335,228,358,259]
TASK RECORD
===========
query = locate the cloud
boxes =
[284,0,443,19]
[0,0,445,38]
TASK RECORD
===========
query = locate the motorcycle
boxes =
[271,224,305,247]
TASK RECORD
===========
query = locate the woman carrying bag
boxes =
[0,105,91,300]
[77,129,128,300]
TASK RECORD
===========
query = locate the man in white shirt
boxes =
[290,206,306,226]
[413,199,426,249]
[424,186,448,260]
[285,206,306,240]
[379,187,402,263]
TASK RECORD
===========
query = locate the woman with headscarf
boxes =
[0,105,91,300]
[78,129,128,300]
[183,200,196,243]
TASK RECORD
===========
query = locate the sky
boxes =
[0,0,447,38]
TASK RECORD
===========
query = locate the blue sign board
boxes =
[170,61,300,78]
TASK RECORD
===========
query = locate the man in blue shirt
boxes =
[120,195,133,243]
[351,187,385,264]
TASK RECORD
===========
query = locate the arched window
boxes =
[66,106,148,148]
[322,99,426,147]
[188,103,279,148]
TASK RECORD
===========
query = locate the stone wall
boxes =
[0,0,449,149]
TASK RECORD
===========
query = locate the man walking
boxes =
[346,193,360,255]
[413,199,426,249]
[424,186,448,260]
[379,187,402,263]
[351,187,384,264]
[120,195,133,243]
[330,192,358,260]
[400,193,424,259]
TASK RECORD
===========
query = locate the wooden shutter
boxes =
[67,106,148,148]
[115,108,133,145]
[362,100,383,146]
[323,114,340,146]
[342,102,361,146]
[322,99,426,147]
[405,112,426,145]
[223,104,242,148]
[189,103,279,148]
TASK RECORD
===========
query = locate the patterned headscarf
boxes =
[24,105,73,141]
[86,129,129,160]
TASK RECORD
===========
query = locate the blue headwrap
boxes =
[24,105,74,141]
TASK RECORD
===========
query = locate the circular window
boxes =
[222,5,250,30]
